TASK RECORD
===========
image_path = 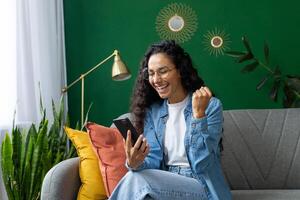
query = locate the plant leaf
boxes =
[242,36,253,53]
[75,121,80,130]
[1,133,14,200]
[264,42,269,65]
[237,52,254,63]
[51,99,58,123]
[241,61,259,73]
[283,82,300,107]
[29,119,48,200]
[273,65,282,78]
[58,95,65,125]
[269,79,281,101]
[283,76,300,108]
[225,51,246,58]
[81,102,93,131]
[12,126,22,196]
[19,130,26,187]
[38,82,44,115]
[286,75,300,91]
[256,74,271,90]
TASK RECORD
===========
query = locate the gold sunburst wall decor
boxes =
[203,28,231,57]
[156,3,198,43]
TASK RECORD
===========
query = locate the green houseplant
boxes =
[225,36,300,108]
[1,96,77,200]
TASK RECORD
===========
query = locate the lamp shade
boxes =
[112,53,131,81]
[62,49,131,126]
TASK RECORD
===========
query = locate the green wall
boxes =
[63,0,300,126]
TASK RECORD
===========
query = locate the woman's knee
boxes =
[121,170,149,185]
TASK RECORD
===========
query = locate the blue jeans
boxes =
[109,167,209,200]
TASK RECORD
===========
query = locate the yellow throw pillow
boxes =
[64,127,107,200]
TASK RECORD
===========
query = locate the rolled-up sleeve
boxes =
[127,109,163,171]
[188,98,223,173]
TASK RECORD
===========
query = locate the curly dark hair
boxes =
[130,40,205,133]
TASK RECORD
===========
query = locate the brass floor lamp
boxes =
[62,50,131,126]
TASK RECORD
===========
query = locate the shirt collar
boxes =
[159,93,193,118]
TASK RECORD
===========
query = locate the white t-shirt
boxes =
[164,96,190,166]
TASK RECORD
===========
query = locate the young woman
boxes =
[109,40,232,200]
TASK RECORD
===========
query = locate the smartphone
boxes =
[113,118,140,145]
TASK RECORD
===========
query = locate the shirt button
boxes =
[192,123,196,128]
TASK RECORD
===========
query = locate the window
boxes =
[0,0,16,126]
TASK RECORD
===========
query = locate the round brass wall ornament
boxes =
[156,3,198,43]
[168,14,185,32]
[211,36,223,48]
[203,28,231,57]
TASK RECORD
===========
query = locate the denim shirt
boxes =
[132,94,232,200]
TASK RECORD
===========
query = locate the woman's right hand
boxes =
[125,130,150,169]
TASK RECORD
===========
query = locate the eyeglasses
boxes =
[143,67,175,80]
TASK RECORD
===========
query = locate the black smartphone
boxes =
[113,118,140,145]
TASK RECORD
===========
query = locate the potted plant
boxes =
[1,96,77,200]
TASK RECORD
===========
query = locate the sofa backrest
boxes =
[221,108,300,190]
[114,109,300,190]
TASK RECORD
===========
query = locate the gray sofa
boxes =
[41,108,300,200]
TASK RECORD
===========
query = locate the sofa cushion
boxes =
[64,127,107,200]
[232,189,300,200]
[221,108,300,189]
[86,123,128,197]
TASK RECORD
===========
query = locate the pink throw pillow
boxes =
[86,122,128,196]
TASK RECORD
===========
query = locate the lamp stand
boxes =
[62,50,130,126]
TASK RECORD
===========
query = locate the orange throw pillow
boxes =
[86,122,128,196]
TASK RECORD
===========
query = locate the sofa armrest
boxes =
[41,157,81,200]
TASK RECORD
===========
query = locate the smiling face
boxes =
[147,53,187,104]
